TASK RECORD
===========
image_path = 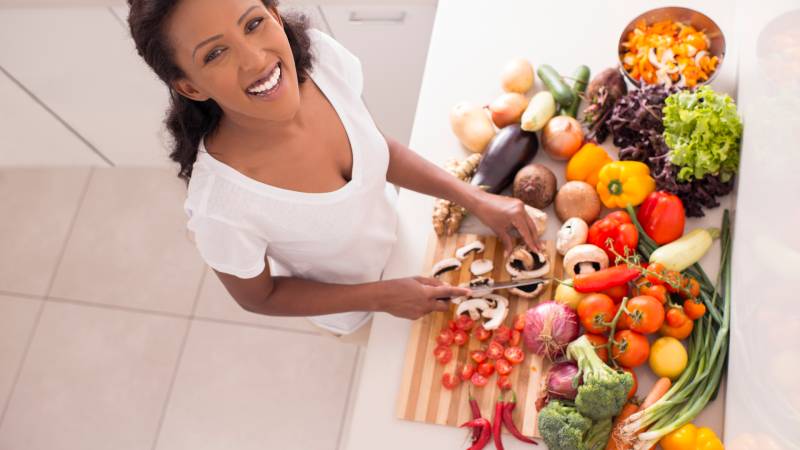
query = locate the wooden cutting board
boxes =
[396,232,564,437]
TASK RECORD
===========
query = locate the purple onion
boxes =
[546,361,581,400]
[522,302,580,359]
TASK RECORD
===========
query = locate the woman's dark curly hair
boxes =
[127,0,313,182]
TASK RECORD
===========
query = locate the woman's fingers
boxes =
[430,284,471,299]
[429,299,451,312]
[416,276,443,287]
[522,213,543,251]
[513,215,538,252]
[500,229,515,259]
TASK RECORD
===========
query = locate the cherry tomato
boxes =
[683,299,706,320]
[447,320,458,331]
[513,313,526,331]
[614,304,630,330]
[623,295,665,334]
[622,367,638,400]
[474,326,493,342]
[459,362,476,381]
[666,308,688,327]
[453,329,469,347]
[509,330,522,347]
[612,330,650,367]
[504,346,525,365]
[470,372,488,387]
[496,358,513,376]
[470,349,488,365]
[477,361,495,377]
[584,333,609,363]
[493,325,512,344]
[660,318,694,340]
[640,284,668,304]
[664,271,684,294]
[577,294,616,334]
[486,341,505,360]
[646,262,666,285]
[602,284,629,303]
[456,315,475,331]
[682,278,701,299]
[497,375,512,391]
[433,345,453,365]
[436,328,455,346]
[442,372,460,389]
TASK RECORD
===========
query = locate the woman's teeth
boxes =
[247,65,281,95]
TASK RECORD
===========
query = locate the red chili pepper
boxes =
[573,265,641,293]
[468,395,482,444]
[502,392,538,445]
[460,418,491,450]
[636,191,685,245]
[492,395,505,450]
[588,211,639,263]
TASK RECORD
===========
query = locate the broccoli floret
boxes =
[567,335,634,420]
[584,417,613,450]
[538,401,592,450]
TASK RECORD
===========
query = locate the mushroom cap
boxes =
[432,257,461,278]
[456,298,492,320]
[562,244,609,278]
[510,280,549,298]
[556,217,589,256]
[456,240,485,260]
[470,259,494,276]
[506,245,550,278]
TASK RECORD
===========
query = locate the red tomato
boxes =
[683,278,701,299]
[477,361,495,377]
[459,362,475,381]
[509,330,522,347]
[664,271,684,294]
[584,333,609,363]
[683,299,706,320]
[470,349,488,365]
[436,329,455,346]
[640,284,668,304]
[602,284,629,303]
[470,372,488,387]
[456,315,475,331]
[442,372,460,390]
[453,330,469,347]
[611,330,650,367]
[513,313,526,331]
[666,308,688,327]
[493,325,512,344]
[622,367,638,400]
[447,320,458,331]
[614,304,630,330]
[433,345,453,365]
[504,346,525,365]
[474,327,493,342]
[496,358,513,376]
[577,294,616,334]
[497,375,512,391]
[645,262,666,286]
[486,341,505,360]
[623,295,665,334]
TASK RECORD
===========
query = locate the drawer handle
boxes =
[348,10,406,24]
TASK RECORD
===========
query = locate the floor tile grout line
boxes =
[0,66,114,167]
[189,268,208,319]
[0,168,94,430]
[0,290,44,301]
[192,316,321,336]
[335,345,362,450]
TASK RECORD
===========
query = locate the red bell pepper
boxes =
[636,191,686,245]
[587,211,639,263]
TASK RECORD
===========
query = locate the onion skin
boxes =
[522,301,580,359]
[546,361,580,400]
[542,115,584,160]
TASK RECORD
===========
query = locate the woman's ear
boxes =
[172,78,210,102]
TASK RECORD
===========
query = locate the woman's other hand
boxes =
[468,191,542,257]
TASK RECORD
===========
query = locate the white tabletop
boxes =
[344,0,797,448]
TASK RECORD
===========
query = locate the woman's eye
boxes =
[246,17,263,33]
[204,48,224,64]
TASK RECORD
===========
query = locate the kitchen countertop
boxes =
[345,0,798,448]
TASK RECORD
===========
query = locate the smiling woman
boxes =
[125,0,542,337]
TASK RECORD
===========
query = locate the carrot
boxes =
[606,402,639,450]
[639,377,671,411]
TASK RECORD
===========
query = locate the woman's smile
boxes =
[245,61,284,100]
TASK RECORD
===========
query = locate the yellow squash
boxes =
[596,161,655,208]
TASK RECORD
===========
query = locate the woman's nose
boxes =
[237,42,265,73]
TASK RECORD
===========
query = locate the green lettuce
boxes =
[662,86,743,182]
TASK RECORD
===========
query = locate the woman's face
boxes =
[166,0,301,124]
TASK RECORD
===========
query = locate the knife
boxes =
[468,277,550,298]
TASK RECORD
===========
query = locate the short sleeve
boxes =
[310,29,364,96]
[187,214,268,279]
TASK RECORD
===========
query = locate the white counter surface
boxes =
[345,0,799,448]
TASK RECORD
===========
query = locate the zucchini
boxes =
[537,65,576,108]
[564,65,591,118]
[649,228,720,271]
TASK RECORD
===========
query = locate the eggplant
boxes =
[471,125,539,193]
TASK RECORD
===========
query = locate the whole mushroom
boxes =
[556,218,589,256]
[562,244,609,278]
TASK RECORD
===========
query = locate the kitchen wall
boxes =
[0,1,436,167]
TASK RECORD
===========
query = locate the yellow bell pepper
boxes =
[660,423,724,450]
[566,143,612,186]
[596,161,655,208]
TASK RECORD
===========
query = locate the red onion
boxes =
[522,301,580,359]
[546,361,580,400]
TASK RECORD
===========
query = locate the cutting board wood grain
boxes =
[396,232,565,437]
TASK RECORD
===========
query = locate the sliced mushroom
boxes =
[563,244,609,278]
[461,276,494,288]
[556,218,589,256]
[456,240,485,260]
[510,280,550,298]
[450,296,468,305]
[431,257,461,278]
[524,205,548,237]
[482,295,510,330]
[483,293,509,311]
[505,245,550,278]
[456,298,491,321]
[470,259,494,276]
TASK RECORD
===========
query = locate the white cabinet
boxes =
[319,4,436,145]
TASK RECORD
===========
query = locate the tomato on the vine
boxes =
[683,298,706,320]
[584,333,609,363]
[646,262,666,285]
[602,284,629,303]
[665,308,688,327]
[640,284,668,304]
[660,317,694,340]
[622,295,665,334]
[612,330,650,367]
[577,294,616,334]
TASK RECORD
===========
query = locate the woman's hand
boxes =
[467,190,542,257]
[377,277,471,320]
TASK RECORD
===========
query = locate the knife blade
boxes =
[469,277,550,297]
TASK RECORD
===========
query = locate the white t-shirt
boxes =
[184,29,399,335]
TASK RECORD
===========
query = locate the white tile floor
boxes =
[0,167,364,450]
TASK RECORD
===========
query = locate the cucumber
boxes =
[564,65,591,118]
[537,65,576,108]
